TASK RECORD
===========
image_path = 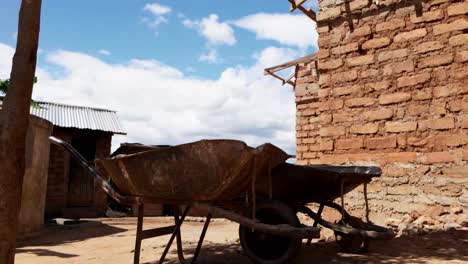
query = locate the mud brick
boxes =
[429,117,455,130]
[378,49,408,62]
[331,42,359,55]
[345,97,376,108]
[412,88,432,101]
[346,55,374,67]
[419,54,453,68]
[433,19,468,35]
[367,136,397,150]
[362,37,391,50]
[332,85,361,96]
[385,121,417,132]
[433,83,463,98]
[379,92,412,105]
[317,7,341,21]
[333,70,358,83]
[447,2,468,16]
[376,19,405,32]
[455,51,468,63]
[320,126,346,137]
[413,41,444,54]
[336,138,364,150]
[397,73,431,88]
[394,28,427,43]
[410,10,444,23]
[318,58,343,70]
[364,109,393,121]
[420,152,457,164]
[366,80,391,91]
[383,60,414,75]
[449,34,468,46]
[350,123,379,134]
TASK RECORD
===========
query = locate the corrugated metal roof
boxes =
[28,101,127,135]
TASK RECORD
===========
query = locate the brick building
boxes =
[30,101,126,218]
[279,0,467,223]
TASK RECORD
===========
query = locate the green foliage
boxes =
[0,79,9,94]
[0,77,40,108]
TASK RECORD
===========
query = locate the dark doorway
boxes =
[67,135,96,208]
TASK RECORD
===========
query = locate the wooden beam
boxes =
[265,70,295,87]
[264,53,317,75]
[298,6,317,22]
[289,0,308,12]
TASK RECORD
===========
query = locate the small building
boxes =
[30,101,126,219]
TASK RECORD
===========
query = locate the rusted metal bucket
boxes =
[96,140,289,202]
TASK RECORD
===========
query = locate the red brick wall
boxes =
[296,0,467,222]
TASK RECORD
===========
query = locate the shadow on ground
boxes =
[152,229,468,264]
[15,248,79,258]
[16,221,127,248]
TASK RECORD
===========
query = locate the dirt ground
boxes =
[16,217,468,264]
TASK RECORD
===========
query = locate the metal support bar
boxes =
[172,211,212,264]
[175,209,187,264]
[159,206,191,264]
[134,204,144,264]
[306,203,325,246]
[364,183,370,223]
[49,136,142,206]
[340,179,345,221]
[140,226,176,240]
[194,203,320,239]
[299,205,394,240]
[191,214,212,262]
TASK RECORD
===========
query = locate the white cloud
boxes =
[142,2,171,33]
[0,43,299,153]
[0,43,14,80]
[143,3,171,16]
[233,13,317,49]
[199,49,218,64]
[98,49,111,56]
[183,14,236,46]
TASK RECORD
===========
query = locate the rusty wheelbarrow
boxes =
[49,136,393,264]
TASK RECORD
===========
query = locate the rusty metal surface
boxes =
[96,140,289,202]
[256,163,381,204]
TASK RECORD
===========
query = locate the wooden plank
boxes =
[141,225,176,240]
[289,0,308,11]
[264,53,317,75]
[298,6,317,22]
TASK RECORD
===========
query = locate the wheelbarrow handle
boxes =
[49,136,142,206]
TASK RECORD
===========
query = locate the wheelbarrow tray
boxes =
[256,163,381,203]
[96,139,289,202]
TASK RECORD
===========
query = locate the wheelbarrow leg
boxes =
[159,205,190,264]
[306,203,324,246]
[191,213,212,263]
[175,210,212,264]
[134,204,144,264]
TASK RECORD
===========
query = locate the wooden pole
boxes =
[0,1,42,263]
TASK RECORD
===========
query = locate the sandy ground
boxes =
[15,217,468,264]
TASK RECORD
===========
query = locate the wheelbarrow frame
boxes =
[49,136,321,264]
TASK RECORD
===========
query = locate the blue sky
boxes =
[0,0,318,152]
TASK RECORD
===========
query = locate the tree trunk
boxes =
[0,0,42,263]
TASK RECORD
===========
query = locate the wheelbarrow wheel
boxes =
[334,231,369,253]
[239,201,301,264]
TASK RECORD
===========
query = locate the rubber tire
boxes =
[239,201,301,264]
